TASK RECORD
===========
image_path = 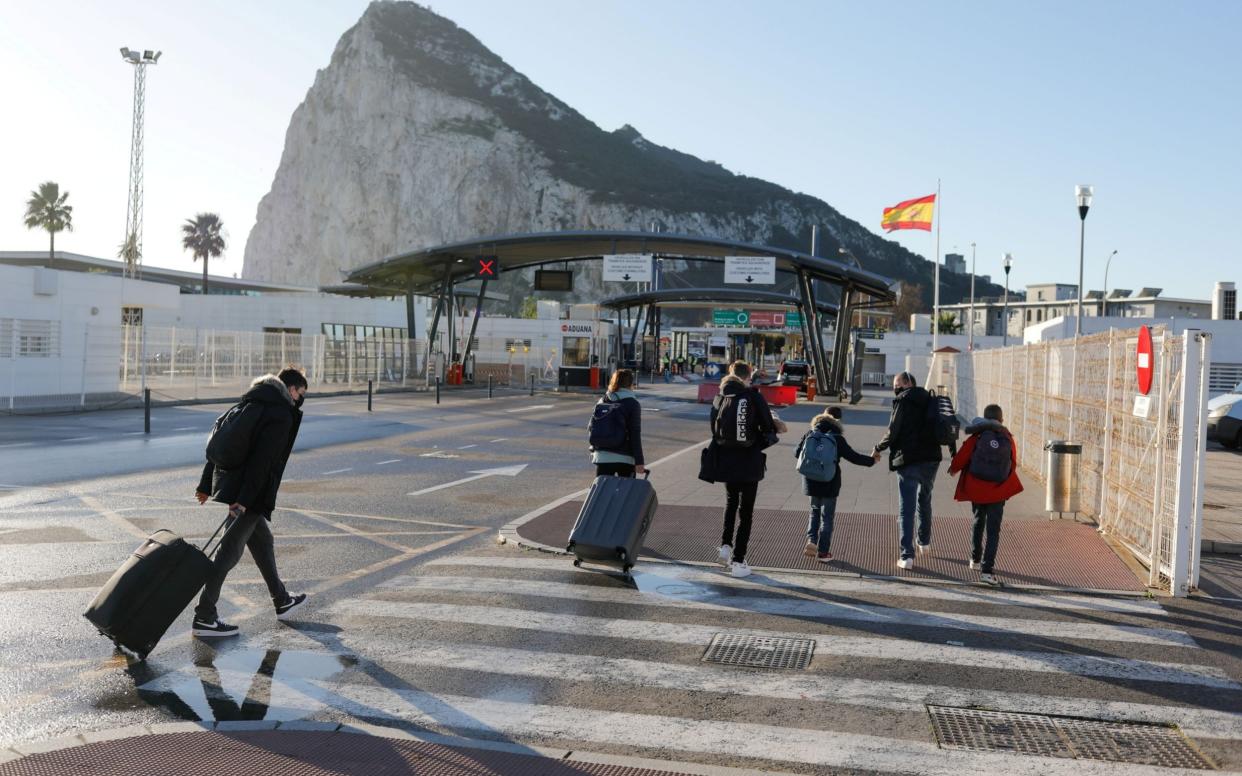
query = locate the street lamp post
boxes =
[1002,253,1014,346]
[1075,185,1094,337]
[968,242,977,351]
[1102,249,1119,317]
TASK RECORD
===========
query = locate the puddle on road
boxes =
[121,647,357,723]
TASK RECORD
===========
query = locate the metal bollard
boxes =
[143,388,151,434]
[367,379,373,412]
[436,376,441,404]
[1044,440,1082,516]
[529,374,535,396]
[488,374,493,399]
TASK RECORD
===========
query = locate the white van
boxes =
[1208,381,1242,449]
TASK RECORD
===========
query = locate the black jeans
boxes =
[595,462,635,478]
[970,501,1005,574]
[195,510,288,622]
[722,481,759,563]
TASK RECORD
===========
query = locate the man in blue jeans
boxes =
[873,372,943,570]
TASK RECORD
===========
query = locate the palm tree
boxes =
[936,311,963,335]
[117,232,141,274]
[23,182,73,267]
[181,213,226,295]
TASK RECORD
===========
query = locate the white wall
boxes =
[143,292,423,336]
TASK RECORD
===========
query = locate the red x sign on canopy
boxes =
[476,257,497,278]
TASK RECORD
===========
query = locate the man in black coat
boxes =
[873,371,943,570]
[192,368,309,637]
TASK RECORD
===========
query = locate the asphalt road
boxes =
[2,388,1242,775]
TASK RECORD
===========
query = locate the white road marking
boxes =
[488,438,508,443]
[62,437,96,442]
[407,465,528,497]
[309,682,1210,776]
[0,442,34,448]
[505,405,554,413]
[457,444,477,449]
[172,426,198,432]
[419,451,459,459]
[427,555,1166,617]
[123,431,146,436]
[332,600,1234,688]
[343,637,1242,740]
[376,459,402,465]
[381,574,1192,646]
[322,468,353,475]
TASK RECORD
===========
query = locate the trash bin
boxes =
[1044,440,1082,513]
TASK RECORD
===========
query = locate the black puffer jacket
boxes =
[793,416,876,498]
[708,377,777,483]
[874,385,942,470]
[197,375,303,518]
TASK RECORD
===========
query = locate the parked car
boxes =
[1208,381,1242,449]
[776,360,811,391]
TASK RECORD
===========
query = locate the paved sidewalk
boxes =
[0,725,718,776]
[517,399,1147,592]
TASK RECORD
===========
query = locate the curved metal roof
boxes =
[599,288,838,316]
[342,230,897,302]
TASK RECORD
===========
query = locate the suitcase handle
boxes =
[200,509,240,559]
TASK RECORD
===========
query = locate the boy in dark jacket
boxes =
[873,371,943,570]
[948,404,1024,586]
[709,361,786,578]
[192,368,309,637]
[794,407,876,563]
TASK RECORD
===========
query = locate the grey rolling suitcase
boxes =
[84,514,233,660]
[567,473,657,574]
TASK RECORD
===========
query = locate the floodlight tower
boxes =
[119,47,161,279]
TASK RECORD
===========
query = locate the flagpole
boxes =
[932,178,941,352]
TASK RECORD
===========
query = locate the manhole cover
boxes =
[702,633,814,670]
[928,706,1215,769]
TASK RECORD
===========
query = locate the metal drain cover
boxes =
[928,706,1214,769]
[702,633,814,670]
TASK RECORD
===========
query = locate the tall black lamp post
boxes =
[1075,185,1094,336]
[1002,253,1014,346]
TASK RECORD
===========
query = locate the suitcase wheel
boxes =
[617,549,628,562]
[623,565,633,575]
[572,559,582,568]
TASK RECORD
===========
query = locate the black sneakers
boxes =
[192,619,240,638]
[275,593,308,621]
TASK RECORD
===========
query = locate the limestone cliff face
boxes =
[243,1,997,308]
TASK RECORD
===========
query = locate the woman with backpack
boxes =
[948,404,1023,586]
[793,407,876,563]
[708,361,786,578]
[588,369,646,478]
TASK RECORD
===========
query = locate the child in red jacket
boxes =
[948,404,1023,586]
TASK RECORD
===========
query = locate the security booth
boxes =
[557,320,611,388]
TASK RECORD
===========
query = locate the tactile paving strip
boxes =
[523,502,1144,590]
[927,706,1215,769]
[701,633,815,670]
[0,731,699,776]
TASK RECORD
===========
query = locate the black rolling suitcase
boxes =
[567,473,657,574]
[84,514,233,659]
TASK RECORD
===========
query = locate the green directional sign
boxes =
[712,309,749,326]
[786,311,804,327]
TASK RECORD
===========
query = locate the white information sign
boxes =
[1133,394,1153,419]
[602,254,653,283]
[724,256,776,285]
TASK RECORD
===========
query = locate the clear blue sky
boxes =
[1,0,1238,299]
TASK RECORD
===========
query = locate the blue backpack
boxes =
[588,398,628,451]
[796,430,838,482]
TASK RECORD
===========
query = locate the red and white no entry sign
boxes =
[1136,325,1154,395]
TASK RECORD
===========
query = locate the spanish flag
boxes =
[881,194,936,232]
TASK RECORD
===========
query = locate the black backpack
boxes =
[205,401,264,469]
[713,390,759,448]
[969,428,1013,482]
[588,398,628,451]
[926,390,960,446]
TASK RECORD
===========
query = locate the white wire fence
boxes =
[1,324,570,414]
[943,326,1212,595]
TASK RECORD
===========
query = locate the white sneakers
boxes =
[916,542,931,555]
[897,557,914,570]
[730,561,752,578]
[980,573,1001,587]
[719,544,750,577]
[969,560,981,570]
[718,544,732,565]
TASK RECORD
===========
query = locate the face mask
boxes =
[294,393,305,408]
[894,386,904,396]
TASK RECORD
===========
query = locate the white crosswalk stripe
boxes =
[425,555,1167,617]
[377,574,1192,646]
[334,599,1234,688]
